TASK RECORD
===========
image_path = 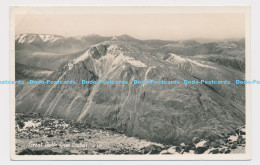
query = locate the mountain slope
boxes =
[16,41,245,145]
[15,62,52,80]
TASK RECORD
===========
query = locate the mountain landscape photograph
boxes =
[11,6,249,159]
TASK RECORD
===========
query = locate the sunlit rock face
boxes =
[16,39,245,145]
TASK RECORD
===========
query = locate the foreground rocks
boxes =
[159,126,246,155]
[16,113,245,155]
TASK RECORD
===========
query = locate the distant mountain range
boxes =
[15,33,179,54]
[15,33,245,54]
[15,33,245,145]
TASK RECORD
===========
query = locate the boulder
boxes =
[183,145,192,153]
[221,132,230,138]
[194,147,208,154]
[18,148,34,155]
[231,144,237,149]
[175,146,182,153]
[127,150,142,154]
[237,135,243,144]
[192,137,200,144]
[219,148,226,153]
[97,149,107,153]
[34,149,54,155]
[180,143,185,148]
[62,150,71,155]
[141,144,163,154]
[218,139,227,145]
[47,134,54,137]
[225,149,231,154]
[70,149,81,155]
[210,141,221,148]
[209,149,220,154]
[207,134,224,142]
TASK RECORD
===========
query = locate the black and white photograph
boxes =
[9,6,250,160]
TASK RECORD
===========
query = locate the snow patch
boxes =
[16,34,61,43]
[39,34,61,42]
[73,50,91,64]
[187,59,215,69]
[159,44,176,49]
[228,135,238,142]
[107,44,146,67]
[68,63,73,70]
[168,53,215,69]
[22,121,41,129]
[167,146,177,154]
[124,56,147,67]
[27,35,36,43]
[15,34,21,40]
[18,34,28,43]
[169,54,187,64]
[240,128,246,133]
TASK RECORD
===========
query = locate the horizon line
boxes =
[15,33,245,42]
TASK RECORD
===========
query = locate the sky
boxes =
[15,8,246,40]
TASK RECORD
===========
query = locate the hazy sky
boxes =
[15,13,245,40]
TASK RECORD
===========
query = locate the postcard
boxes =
[10,6,251,160]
